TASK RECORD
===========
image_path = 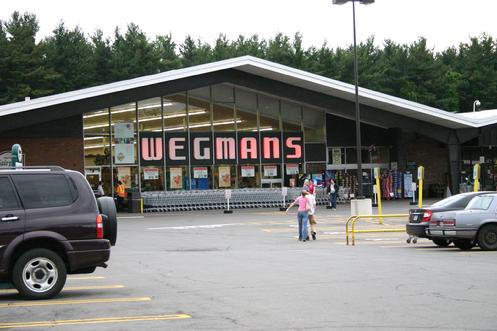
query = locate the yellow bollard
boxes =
[473,164,480,192]
[140,198,144,214]
[417,166,424,208]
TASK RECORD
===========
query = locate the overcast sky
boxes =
[1,0,496,52]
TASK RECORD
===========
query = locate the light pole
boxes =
[473,100,481,119]
[333,0,374,198]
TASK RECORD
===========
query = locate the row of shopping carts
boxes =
[142,188,336,213]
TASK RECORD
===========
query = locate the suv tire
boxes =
[97,197,118,246]
[453,239,474,250]
[432,238,451,247]
[12,248,67,300]
[477,224,497,251]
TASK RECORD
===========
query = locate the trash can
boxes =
[127,191,142,213]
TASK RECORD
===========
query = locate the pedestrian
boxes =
[327,179,338,210]
[308,179,315,196]
[115,180,126,211]
[97,181,105,197]
[307,190,318,240]
[303,179,310,192]
[286,190,311,242]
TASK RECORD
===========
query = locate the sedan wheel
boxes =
[477,224,497,251]
[453,239,474,250]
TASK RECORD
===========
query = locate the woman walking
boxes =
[286,190,311,242]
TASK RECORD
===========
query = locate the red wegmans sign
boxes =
[140,131,304,166]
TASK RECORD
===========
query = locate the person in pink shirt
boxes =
[286,190,311,241]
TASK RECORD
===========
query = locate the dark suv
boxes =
[0,166,117,299]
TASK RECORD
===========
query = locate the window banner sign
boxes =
[170,167,183,189]
[140,131,304,166]
[115,144,135,164]
[286,164,299,175]
[237,132,260,164]
[264,165,278,177]
[283,132,304,164]
[115,122,134,139]
[117,166,131,188]
[193,167,208,179]
[165,132,189,166]
[332,148,342,165]
[143,167,159,180]
[241,165,255,177]
[218,166,231,187]
[190,132,214,165]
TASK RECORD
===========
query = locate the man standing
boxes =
[115,181,126,211]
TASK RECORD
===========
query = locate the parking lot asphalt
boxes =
[1,199,497,330]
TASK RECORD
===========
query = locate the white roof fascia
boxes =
[0,55,492,129]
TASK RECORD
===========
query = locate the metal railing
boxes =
[345,214,408,245]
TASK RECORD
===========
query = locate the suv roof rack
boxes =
[0,166,65,172]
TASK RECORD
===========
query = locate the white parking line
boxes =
[118,216,145,220]
[148,223,239,230]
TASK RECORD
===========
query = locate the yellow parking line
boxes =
[0,284,124,295]
[0,313,191,329]
[0,296,151,308]
[67,276,105,280]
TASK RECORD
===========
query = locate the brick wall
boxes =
[0,115,84,173]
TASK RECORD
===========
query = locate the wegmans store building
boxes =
[1,56,497,206]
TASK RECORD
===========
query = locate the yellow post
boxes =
[140,198,144,214]
[374,167,383,224]
[417,166,424,208]
[473,164,480,192]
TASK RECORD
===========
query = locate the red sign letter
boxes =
[141,137,163,161]
[240,137,258,160]
[285,137,302,159]
[263,137,280,159]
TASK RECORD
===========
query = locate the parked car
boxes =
[406,191,493,246]
[426,193,497,250]
[0,166,117,299]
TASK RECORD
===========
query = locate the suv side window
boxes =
[0,177,20,210]
[12,174,76,209]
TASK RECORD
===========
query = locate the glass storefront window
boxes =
[137,97,162,132]
[212,84,235,132]
[189,87,212,132]
[259,95,280,132]
[282,101,302,131]
[303,106,325,142]
[235,88,258,131]
[238,165,260,188]
[141,166,164,191]
[164,93,187,132]
[191,166,212,189]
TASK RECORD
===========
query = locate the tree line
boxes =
[1,11,496,113]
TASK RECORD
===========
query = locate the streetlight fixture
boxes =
[332,0,374,198]
[473,100,481,118]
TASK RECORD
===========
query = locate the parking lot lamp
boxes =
[332,0,374,198]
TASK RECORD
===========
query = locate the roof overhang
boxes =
[0,55,491,129]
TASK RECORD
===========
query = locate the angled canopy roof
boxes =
[0,56,493,129]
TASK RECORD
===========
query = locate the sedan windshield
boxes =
[465,196,494,210]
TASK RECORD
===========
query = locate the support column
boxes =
[448,131,461,195]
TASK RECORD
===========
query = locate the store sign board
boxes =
[332,148,341,165]
[115,144,135,164]
[140,131,304,166]
[115,123,134,139]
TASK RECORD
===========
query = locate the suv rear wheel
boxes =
[453,239,474,250]
[97,197,117,246]
[12,248,67,300]
[477,224,497,251]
